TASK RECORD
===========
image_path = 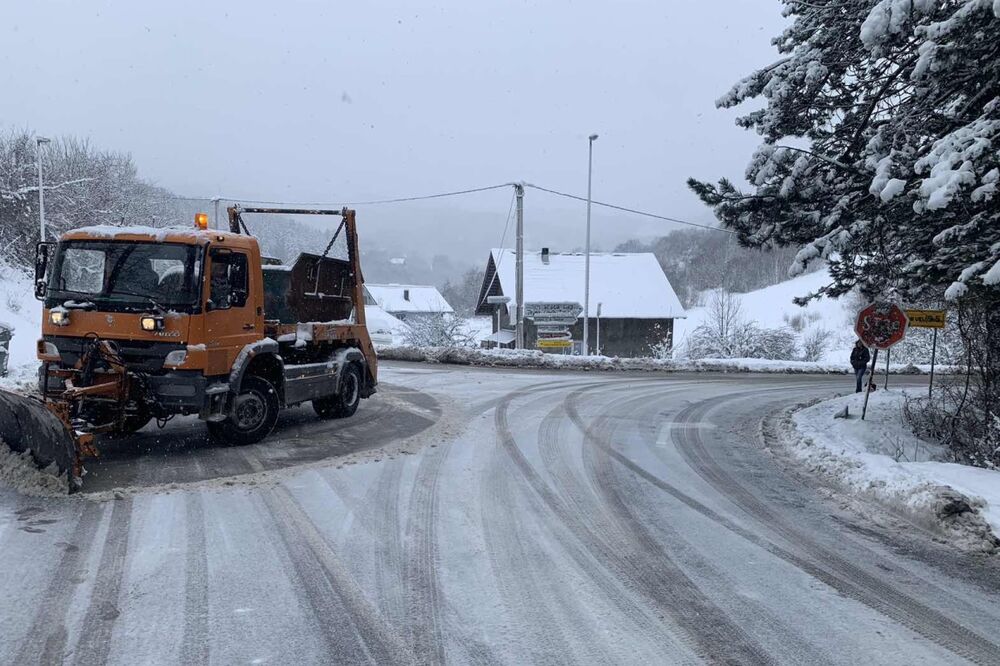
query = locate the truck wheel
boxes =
[208,375,279,445]
[313,364,361,420]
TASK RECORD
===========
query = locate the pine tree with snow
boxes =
[690,0,1000,465]
[689,0,1000,306]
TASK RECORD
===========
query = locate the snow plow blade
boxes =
[0,390,78,489]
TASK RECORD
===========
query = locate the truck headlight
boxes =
[164,350,188,367]
[49,310,70,326]
[140,316,164,331]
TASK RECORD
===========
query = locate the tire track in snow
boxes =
[180,492,209,665]
[369,462,407,626]
[669,390,1000,665]
[402,440,450,664]
[562,385,777,665]
[12,501,103,666]
[317,460,408,625]
[491,380,704,664]
[479,445,577,664]
[71,496,134,666]
[260,485,414,664]
[572,385,839,666]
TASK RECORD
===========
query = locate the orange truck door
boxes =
[204,248,258,376]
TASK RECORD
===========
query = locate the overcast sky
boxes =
[2,0,787,259]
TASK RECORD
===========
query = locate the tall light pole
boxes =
[583,134,598,355]
[36,137,51,242]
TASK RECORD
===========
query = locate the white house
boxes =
[475,248,685,356]
[364,283,454,322]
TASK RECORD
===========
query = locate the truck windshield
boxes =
[47,240,201,311]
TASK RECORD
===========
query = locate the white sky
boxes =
[1,0,787,258]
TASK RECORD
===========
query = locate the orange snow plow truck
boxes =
[0,206,377,490]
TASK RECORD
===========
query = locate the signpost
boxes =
[906,308,946,397]
[526,302,582,354]
[855,303,909,420]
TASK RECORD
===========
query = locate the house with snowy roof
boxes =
[364,283,454,322]
[474,248,685,356]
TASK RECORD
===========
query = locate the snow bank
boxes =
[0,439,69,497]
[0,262,41,392]
[378,345,951,375]
[786,390,999,551]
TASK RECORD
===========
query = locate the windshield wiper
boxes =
[107,290,168,314]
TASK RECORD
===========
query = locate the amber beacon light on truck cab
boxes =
[5,206,377,488]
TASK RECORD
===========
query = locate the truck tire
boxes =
[313,363,361,420]
[207,375,279,445]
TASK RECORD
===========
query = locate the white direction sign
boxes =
[524,302,583,321]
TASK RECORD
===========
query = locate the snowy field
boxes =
[673,268,855,364]
[0,263,41,391]
[788,390,1000,551]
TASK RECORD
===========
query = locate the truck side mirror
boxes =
[34,242,54,300]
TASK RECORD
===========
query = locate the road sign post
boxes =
[905,309,946,398]
[856,302,910,420]
[929,328,938,398]
[525,302,582,355]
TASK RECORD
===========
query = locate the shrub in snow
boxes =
[402,314,477,348]
[683,290,798,361]
[799,327,830,362]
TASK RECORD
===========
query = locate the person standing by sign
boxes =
[850,340,871,393]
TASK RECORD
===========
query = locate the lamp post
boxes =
[583,133,598,355]
[36,137,51,242]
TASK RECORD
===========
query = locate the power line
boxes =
[523,183,734,234]
[172,180,732,235]
[171,183,515,207]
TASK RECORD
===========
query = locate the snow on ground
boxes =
[460,316,495,344]
[0,262,41,392]
[0,439,68,497]
[788,390,999,551]
[674,268,853,363]
[365,304,411,347]
[379,345,948,375]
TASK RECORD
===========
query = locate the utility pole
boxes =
[583,134,598,355]
[36,137,51,242]
[515,183,525,349]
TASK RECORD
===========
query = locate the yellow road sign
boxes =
[537,339,572,348]
[905,309,946,329]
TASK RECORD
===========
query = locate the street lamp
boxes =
[35,137,51,242]
[583,133,598,355]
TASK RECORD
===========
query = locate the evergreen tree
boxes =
[689,0,1000,306]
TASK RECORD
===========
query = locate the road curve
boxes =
[1,363,998,665]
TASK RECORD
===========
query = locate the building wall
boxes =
[524,318,673,357]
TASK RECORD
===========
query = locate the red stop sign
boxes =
[855,303,909,349]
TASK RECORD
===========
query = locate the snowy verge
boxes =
[0,439,69,497]
[781,390,999,552]
[378,345,954,375]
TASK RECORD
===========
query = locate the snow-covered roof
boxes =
[365,284,454,314]
[481,249,685,319]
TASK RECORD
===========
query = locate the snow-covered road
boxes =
[2,364,999,664]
